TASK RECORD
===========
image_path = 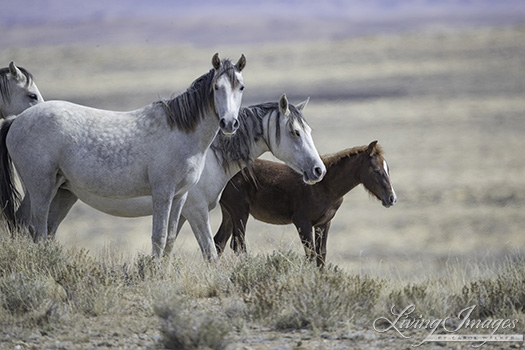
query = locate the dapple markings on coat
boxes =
[0,53,246,258]
[38,94,325,261]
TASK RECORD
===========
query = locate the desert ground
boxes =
[1,24,524,349]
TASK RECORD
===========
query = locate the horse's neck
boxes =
[321,153,363,200]
[215,108,269,178]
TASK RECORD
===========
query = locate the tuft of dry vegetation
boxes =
[1,230,524,349]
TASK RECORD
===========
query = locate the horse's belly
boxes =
[73,188,154,217]
[250,205,293,225]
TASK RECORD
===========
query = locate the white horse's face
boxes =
[271,94,326,185]
[1,63,43,118]
[212,54,246,136]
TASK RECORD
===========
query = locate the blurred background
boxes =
[2,0,525,276]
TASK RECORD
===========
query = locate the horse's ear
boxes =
[212,53,221,70]
[9,61,22,81]
[279,94,290,116]
[366,140,379,156]
[295,97,310,112]
[235,54,246,72]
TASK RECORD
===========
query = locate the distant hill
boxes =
[2,0,525,47]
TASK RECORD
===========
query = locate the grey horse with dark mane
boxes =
[31,94,326,261]
[0,53,246,258]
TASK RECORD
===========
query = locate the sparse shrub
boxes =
[0,231,118,318]
[155,296,231,350]
[0,272,52,314]
[458,257,525,318]
[230,250,384,331]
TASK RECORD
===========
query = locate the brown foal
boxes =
[214,141,397,266]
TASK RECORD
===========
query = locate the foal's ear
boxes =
[9,61,22,81]
[295,97,310,112]
[279,94,290,116]
[366,140,379,156]
[235,54,246,72]
[212,53,221,70]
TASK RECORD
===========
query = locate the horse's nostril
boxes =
[219,119,226,129]
[390,195,396,204]
[233,120,239,129]
[314,166,323,178]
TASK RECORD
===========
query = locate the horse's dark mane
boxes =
[157,59,241,133]
[210,101,308,172]
[322,143,384,167]
[0,66,34,104]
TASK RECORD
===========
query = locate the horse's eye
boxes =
[293,130,301,137]
[28,93,38,100]
[239,85,245,91]
[214,84,219,91]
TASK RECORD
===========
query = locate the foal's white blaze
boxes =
[383,159,397,203]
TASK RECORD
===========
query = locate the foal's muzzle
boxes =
[382,193,398,208]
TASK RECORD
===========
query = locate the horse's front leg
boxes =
[177,194,217,261]
[163,192,188,258]
[314,221,331,267]
[294,219,315,262]
[214,204,233,255]
[151,189,176,258]
[163,215,186,256]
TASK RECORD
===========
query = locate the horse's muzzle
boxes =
[219,118,239,136]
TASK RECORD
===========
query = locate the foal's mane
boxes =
[0,66,34,104]
[322,143,384,168]
[210,101,308,172]
[157,59,241,133]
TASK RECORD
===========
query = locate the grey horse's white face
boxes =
[212,53,246,136]
[1,63,44,118]
[270,94,326,185]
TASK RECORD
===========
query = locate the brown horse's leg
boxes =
[231,210,249,254]
[214,204,233,255]
[314,221,331,267]
[294,220,315,261]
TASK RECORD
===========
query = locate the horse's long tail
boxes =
[0,118,21,231]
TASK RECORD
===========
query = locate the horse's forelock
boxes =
[213,59,242,89]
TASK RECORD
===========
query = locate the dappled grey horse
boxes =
[0,62,43,118]
[0,53,246,258]
[41,94,326,260]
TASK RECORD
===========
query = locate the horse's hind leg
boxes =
[15,196,32,234]
[48,188,78,238]
[26,176,59,242]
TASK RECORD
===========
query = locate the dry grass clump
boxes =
[155,295,231,350]
[0,231,113,323]
[229,250,384,331]
[1,228,524,348]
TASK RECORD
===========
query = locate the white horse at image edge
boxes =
[0,62,44,119]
